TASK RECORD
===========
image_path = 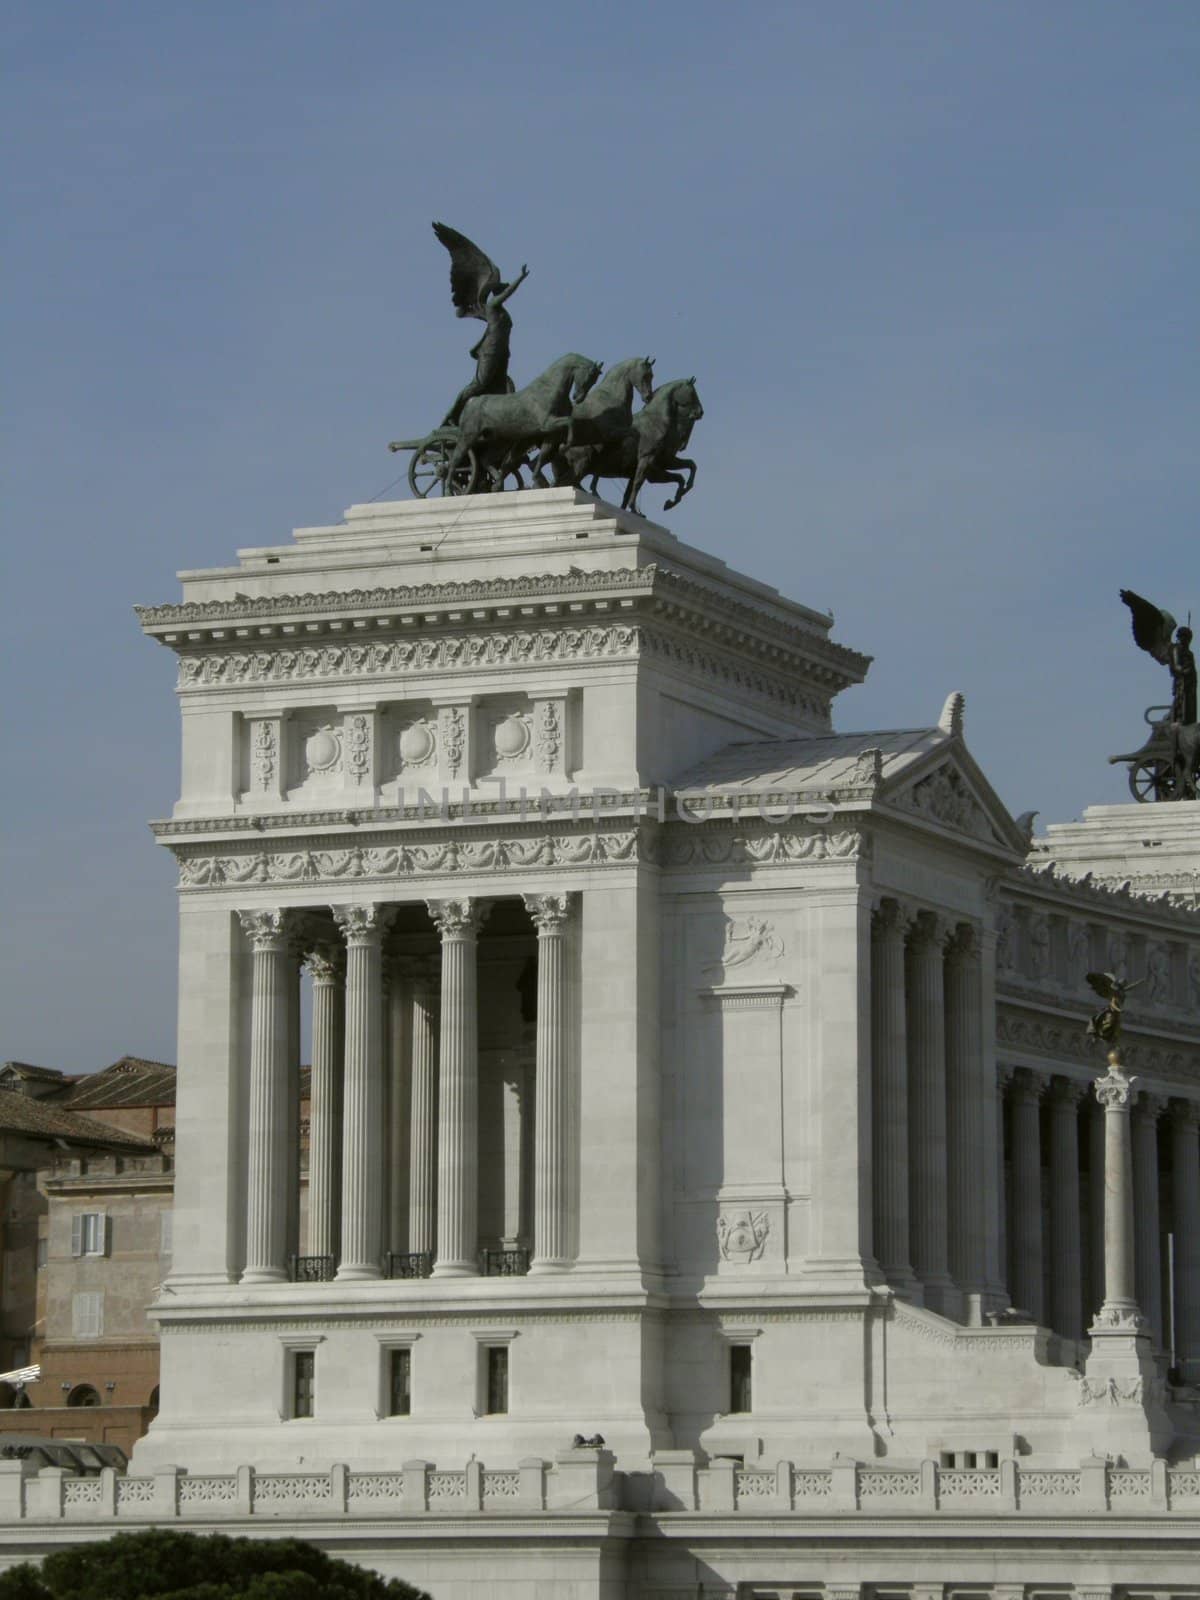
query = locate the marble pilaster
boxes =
[870,900,919,1301]
[238,910,291,1284]
[945,922,985,1319]
[1007,1068,1045,1325]
[332,903,394,1280]
[1047,1076,1086,1341]
[905,912,954,1314]
[523,892,576,1272]
[428,898,489,1276]
[304,943,344,1261]
[1170,1098,1200,1381]
[1132,1093,1165,1350]
[407,959,439,1258]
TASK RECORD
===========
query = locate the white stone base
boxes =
[1034,800,1200,908]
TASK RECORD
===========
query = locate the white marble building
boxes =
[3,490,1198,1597]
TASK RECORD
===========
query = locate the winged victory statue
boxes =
[1108,590,1199,802]
[432,222,529,427]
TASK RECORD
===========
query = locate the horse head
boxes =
[572,356,604,404]
[673,378,703,425]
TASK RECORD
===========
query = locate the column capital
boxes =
[871,895,909,937]
[1011,1066,1048,1102]
[305,943,345,985]
[908,907,948,948]
[945,920,981,964]
[523,892,575,933]
[1133,1090,1167,1122]
[1095,1061,1139,1111]
[237,909,289,952]
[331,903,395,946]
[426,897,489,939]
[1049,1074,1089,1110]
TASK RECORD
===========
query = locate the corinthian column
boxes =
[305,944,344,1261]
[332,903,394,1280]
[945,923,985,1318]
[1008,1069,1046,1323]
[428,898,489,1276]
[524,893,576,1272]
[407,959,439,1259]
[1093,1057,1140,1327]
[1047,1077,1085,1341]
[871,900,918,1300]
[1132,1094,1164,1349]
[906,912,954,1314]
[1170,1099,1200,1380]
[238,910,290,1284]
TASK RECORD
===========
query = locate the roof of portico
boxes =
[674,720,1030,856]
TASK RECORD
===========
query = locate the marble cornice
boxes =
[160,811,871,889]
[137,564,869,699]
[1005,859,1200,930]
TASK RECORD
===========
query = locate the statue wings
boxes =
[432,222,502,321]
[1120,589,1177,666]
[1086,970,1145,1001]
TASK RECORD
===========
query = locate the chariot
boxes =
[388,426,486,499]
[1109,705,1200,802]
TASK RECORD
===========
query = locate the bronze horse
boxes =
[560,377,703,514]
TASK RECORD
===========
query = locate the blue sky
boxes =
[3,2,1197,1071]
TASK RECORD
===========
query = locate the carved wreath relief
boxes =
[717,1210,770,1263]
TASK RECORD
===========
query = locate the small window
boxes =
[160,1211,173,1259]
[66,1384,101,1408]
[291,1350,315,1419]
[485,1346,508,1416]
[71,1213,109,1258]
[388,1348,411,1417]
[729,1343,753,1414]
[72,1292,104,1338]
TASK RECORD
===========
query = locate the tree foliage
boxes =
[0,1530,431,1600]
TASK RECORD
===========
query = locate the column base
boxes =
[334,1264,381,1282]
[239,1268,287,1286]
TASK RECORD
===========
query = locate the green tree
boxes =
[0,1530,431,1600]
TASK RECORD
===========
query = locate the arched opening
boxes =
[66,1384,101,1408]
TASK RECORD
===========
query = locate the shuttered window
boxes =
[70,1213,109,1258]
[72,1292,104,1338]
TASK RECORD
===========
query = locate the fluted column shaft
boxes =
[407,961,439,1257]
[284,939,303,1264]
[306,946,344,1260]
[1047,1079,1085,1340]
[906,913,953,1312]
[524,893,575,1271]
[1094,1058,1138,1322]
[1170,1100,1200,1379]
[1008,1069,1045,1323]
[871,901,918,1299]
[333,904,393,1280]
[429,899,487,1276]
[239,910,290,1284]
[1086,1103,1106,1327]
[387,964,412,1256]
[945,925,985,1315]
[1132,1096,1164,1348]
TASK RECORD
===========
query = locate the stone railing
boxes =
[2,1453,1198,1525]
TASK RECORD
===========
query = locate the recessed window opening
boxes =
[729,1342,753,1414]
[485,1346,508,1415]
[291,1350,315,1419]
[389,1348,411,1417]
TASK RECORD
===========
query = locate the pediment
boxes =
[884,746,1026,854]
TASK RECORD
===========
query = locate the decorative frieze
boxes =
[899,764,1005,844]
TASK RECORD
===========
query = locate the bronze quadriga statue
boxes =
[388,224,702,516]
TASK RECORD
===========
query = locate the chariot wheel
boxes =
[1127,756,1176,803]
[407,440,479,498]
